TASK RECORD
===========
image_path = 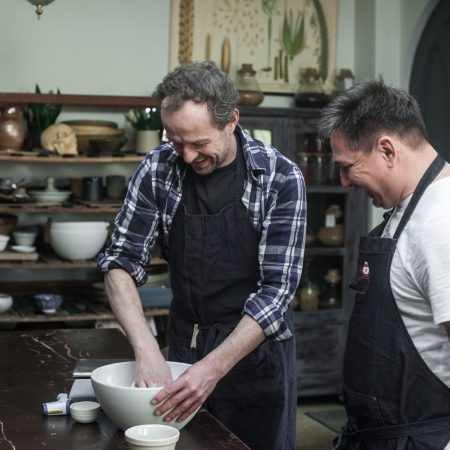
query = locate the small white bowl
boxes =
[70,401,101,424]
[125,424,180,450]
[0,234,9,252]
[13,230,38,247]
[0,293,13,313]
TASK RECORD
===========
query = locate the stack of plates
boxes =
[29,189,72,205]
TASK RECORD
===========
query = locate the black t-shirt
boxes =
[184,138,244,215]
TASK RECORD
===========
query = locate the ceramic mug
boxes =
[82,177,103,202]
[105,175,126,199]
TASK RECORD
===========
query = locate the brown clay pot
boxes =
[0,106,26,151]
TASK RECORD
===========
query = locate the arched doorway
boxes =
[410,0,450,159]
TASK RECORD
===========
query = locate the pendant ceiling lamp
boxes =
[26,0,55,18]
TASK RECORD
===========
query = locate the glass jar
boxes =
[298,258,320,311]
[235,64,264,106]
[294,68,329,108]
[320,269,342,309]
[318,205,345,246]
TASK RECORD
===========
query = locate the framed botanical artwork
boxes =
[169,0,339,94]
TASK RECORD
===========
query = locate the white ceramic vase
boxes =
[135,130,160,155]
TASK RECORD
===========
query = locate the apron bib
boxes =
[165,147,297,450]
[336,154,450,450]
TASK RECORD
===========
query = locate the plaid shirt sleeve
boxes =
[242,140,306,342]
[97,147,176,286]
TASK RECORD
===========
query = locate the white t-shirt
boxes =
[382,176,450,447]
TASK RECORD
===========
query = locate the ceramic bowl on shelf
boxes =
[125,424,180,450]
[90,361,199,431]
[0,293,13,313]
[34,293,63,314]
[0,234,9,251]
[49,221,109,260]
[13,228,38,246]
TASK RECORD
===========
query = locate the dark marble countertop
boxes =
[0,328,249,450]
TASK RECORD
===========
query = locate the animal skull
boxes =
[40,124,77,155]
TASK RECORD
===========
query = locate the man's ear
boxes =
[228,108,240,133]
[377,136,397,167]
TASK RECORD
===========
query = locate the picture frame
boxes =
[169,0,339,95]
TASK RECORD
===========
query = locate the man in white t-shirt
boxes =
[318,79,450,450]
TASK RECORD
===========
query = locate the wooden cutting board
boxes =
[0,250,39,261]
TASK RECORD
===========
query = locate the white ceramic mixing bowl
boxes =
[91,361,198,431]
[49,221,109,260]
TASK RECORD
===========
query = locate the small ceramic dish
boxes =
[34,293,63,314]
[11,245,36,253]
[125,424,180,450]
[70,401,101,424]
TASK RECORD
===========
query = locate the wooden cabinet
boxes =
[239,106,368,397]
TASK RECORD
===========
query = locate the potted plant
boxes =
[24,84,62,149]
[125,107,163,154]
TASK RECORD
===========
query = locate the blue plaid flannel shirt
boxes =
[98,125,306,341]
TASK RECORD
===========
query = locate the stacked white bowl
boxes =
[0,293,13,313]
[70,401,101,424]
[0,234,9,251]
[49,221,109,260]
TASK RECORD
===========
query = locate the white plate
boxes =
[11,245,36,253]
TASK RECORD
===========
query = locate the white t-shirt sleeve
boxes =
[410,212,450,325]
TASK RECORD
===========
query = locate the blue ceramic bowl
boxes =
[34,294,63,314]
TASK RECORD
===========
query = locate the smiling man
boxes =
[98,61,306,450]
[318,80,450,450]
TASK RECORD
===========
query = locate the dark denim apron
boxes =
[165,148,297,450]
[335,154,450,449]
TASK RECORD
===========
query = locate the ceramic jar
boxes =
[294,68,329,108]
[235,64,264,106]
[0,106,26,151]
[136,130,160,155]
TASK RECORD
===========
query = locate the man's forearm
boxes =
[104,269,160,357]
[202,314,265,379]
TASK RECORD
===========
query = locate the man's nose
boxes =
[181,146,199,164]
[340,169,353,188]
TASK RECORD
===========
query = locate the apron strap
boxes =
[342,415,450,441]
[393,154,445,240]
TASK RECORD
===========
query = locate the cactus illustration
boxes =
[312,0,329,81]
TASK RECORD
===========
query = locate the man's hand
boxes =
[135,349,173,387]
[151,357,220,422]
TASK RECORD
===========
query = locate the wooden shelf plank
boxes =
[0,151,143,163]
[0,92,159,108]
[0,202,122,214]
[0,256,167,270]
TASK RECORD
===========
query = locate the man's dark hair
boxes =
[317,79,429,152]
[154,60,239,130]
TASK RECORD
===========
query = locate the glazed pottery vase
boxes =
[0,106,26,151]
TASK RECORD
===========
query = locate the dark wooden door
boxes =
[410,0,450,160]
